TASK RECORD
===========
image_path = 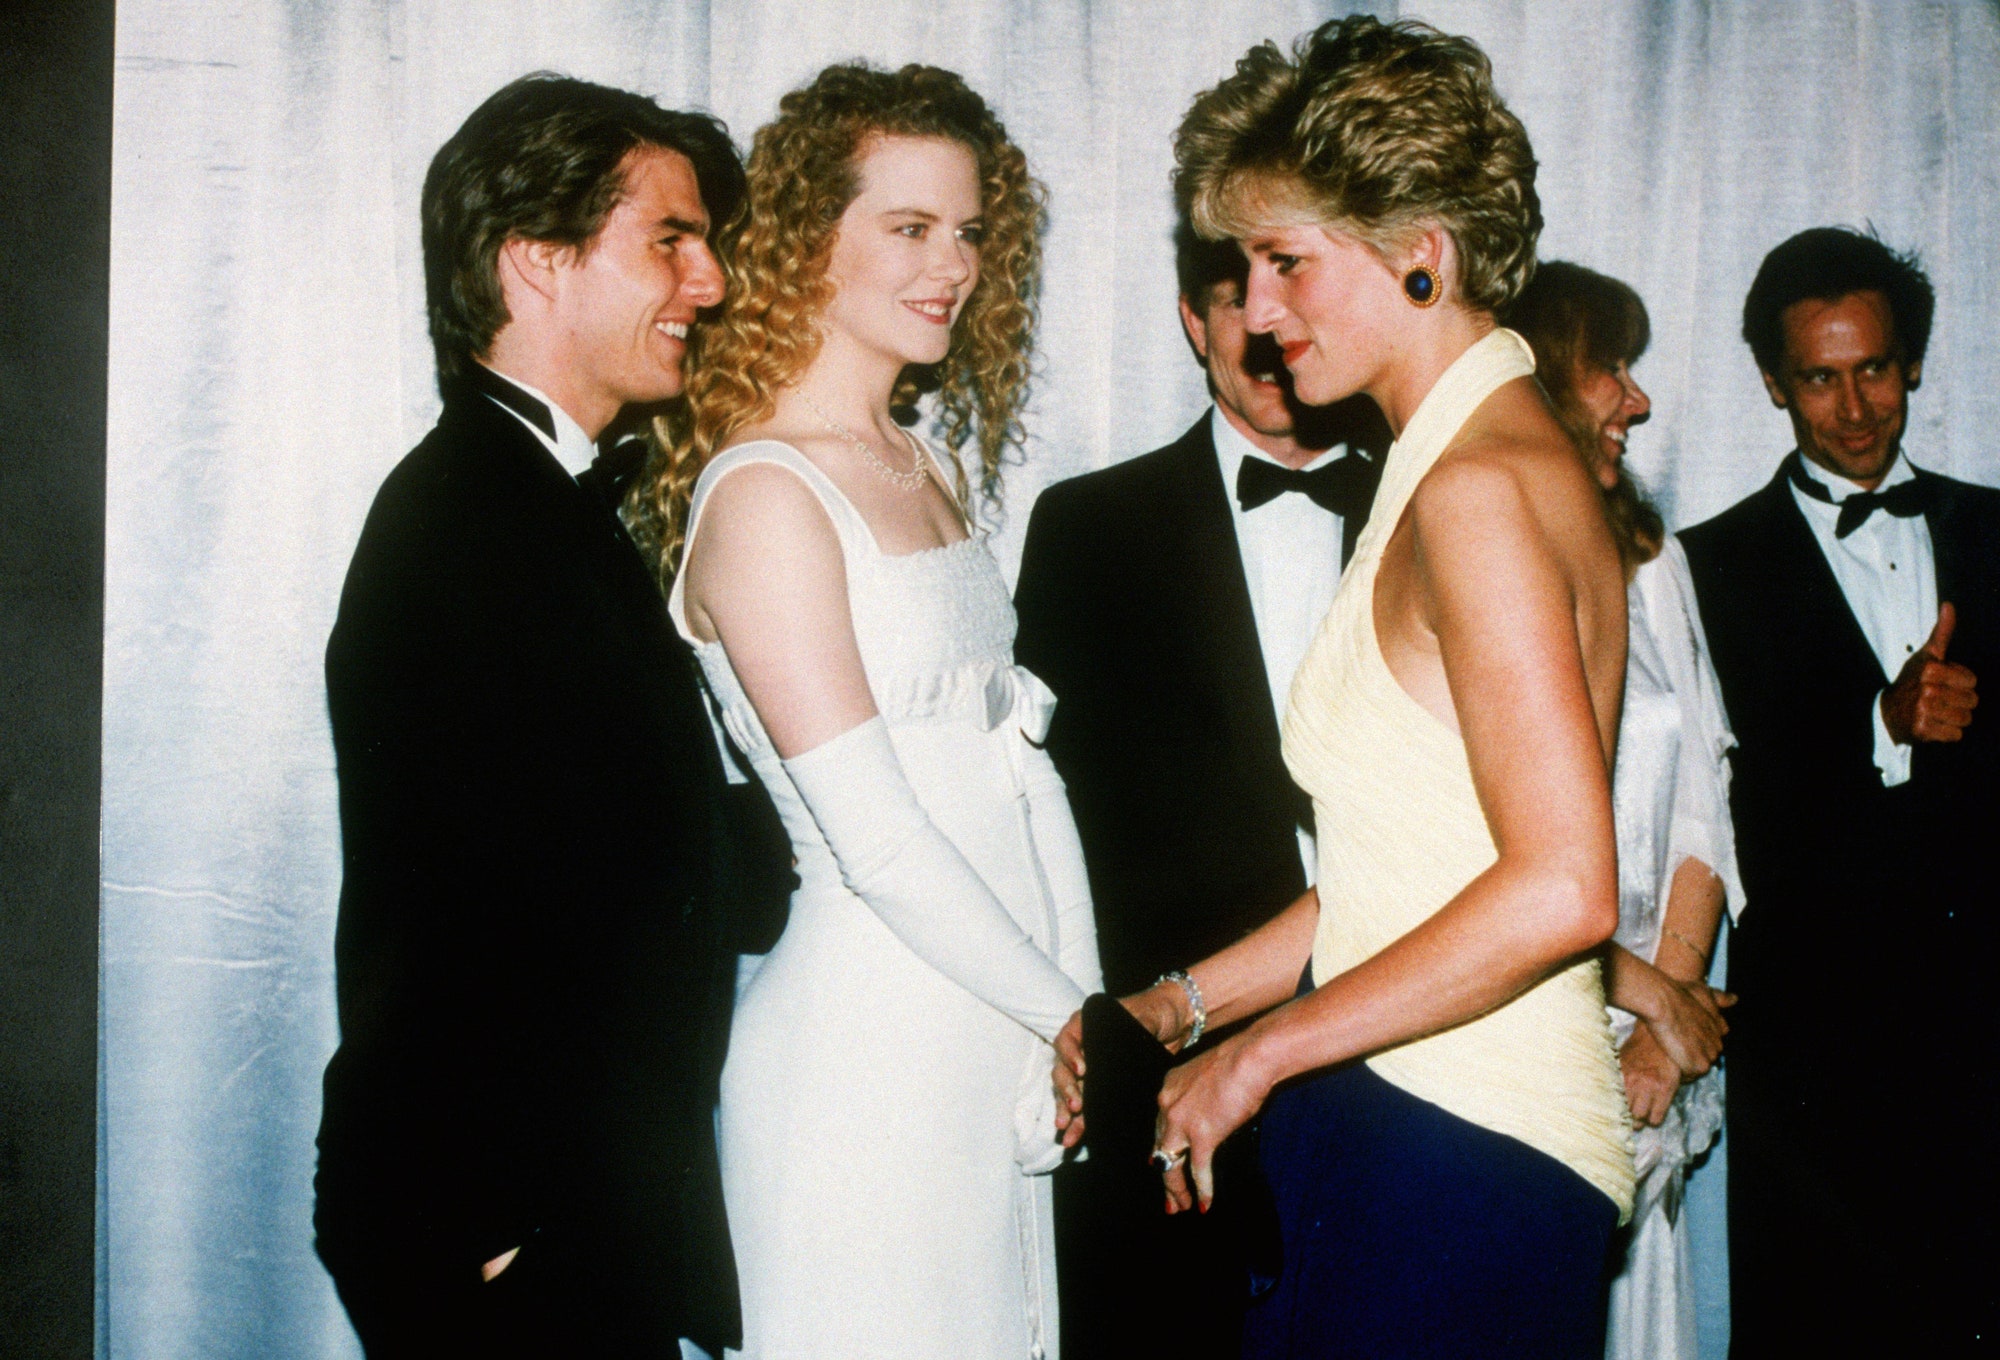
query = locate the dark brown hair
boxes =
[1741,225,1934,377]
[421,72,746,386]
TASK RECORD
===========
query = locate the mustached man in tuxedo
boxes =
[1680,227,2000,1355]
[314,75,794,1359]
[1014,222,1387,1360]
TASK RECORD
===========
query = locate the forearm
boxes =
[1235,858,1611,1090]
[1171,889,1319,1031]
[787,718,1083,1040]
[1652,857,1724,984]
[1600,943,1666,1019]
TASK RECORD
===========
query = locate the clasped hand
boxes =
[1051,984,1271,1212]
[1623,972,1734,1126]
[1050,985,1182,1148]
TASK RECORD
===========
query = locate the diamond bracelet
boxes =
[1155,969,1207,1048]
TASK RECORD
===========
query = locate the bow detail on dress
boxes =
[982,664,1058,744]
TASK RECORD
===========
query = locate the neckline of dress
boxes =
[721,436,978,563]
[1372,328,1538,527]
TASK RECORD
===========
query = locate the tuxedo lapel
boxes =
[1920,469,1970,619]
[454,391,676,635]
[1157,419,1295,802]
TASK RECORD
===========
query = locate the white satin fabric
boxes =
[1603,538,1744,1360]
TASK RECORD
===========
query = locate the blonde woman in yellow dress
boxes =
[1053,18,1634,1357]
[634,64,1100,1358]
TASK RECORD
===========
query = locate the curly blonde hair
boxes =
[631,62,1045,576]
[1174,15,1540,315]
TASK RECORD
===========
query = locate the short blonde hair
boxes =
[1174,15,1540,314]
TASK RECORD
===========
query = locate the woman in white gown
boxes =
[1512,262,1743,1359]
[631,63,1099,1360]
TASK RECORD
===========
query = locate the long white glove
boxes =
[1018,744,1104,996]
[783,716,1087,1043]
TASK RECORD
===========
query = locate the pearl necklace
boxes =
[794,388,932,492]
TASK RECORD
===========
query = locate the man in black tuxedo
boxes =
[314,75,792,1359]
[1680,227,2000,1355]
[1014,224,1385,1360]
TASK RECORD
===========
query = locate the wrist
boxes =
[1155,970,1207,1048]
[1232,1022,1287,1101]
[1623,959,1673,1024]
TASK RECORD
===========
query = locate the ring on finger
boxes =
[1150,1146,1189,1173]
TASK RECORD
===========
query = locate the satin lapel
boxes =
[1760,469,1890,689]
[1159,418,1289,781]
[1919,470,1967,617]
[455,392,675,629]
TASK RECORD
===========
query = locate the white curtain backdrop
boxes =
[101,1,2000,1355]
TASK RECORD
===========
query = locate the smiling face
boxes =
[553,146,723,410]
[1181,278,1298,441]
[1237,222,1405,406]
[549,145,722,415]
[1569,356,1651,488]
[821,135,984,370]
[1762,289,1918,489]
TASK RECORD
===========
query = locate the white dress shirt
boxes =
[1787,451,1937,787]
[479,364,598,479]
[1211,405,1352,882]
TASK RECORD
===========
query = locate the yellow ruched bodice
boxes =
[1282,328,1635,1218]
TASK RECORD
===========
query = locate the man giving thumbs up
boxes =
[1682,227,2000,1357]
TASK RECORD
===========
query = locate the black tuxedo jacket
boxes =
[1681,462,2000,1055]
[1680,461,2000,1347]
[315,388,791,1353]
[1015,416,1377,994]
[1016,415,1377,1360]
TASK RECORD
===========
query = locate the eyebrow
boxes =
[655,215,709,237]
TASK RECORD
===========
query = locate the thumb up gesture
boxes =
[1881,602,1978,744]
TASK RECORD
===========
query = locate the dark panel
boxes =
[0,0,115,1355]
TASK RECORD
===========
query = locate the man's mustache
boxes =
[1239,330,1293,387]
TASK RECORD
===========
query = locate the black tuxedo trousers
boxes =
[314,392,791,1356]
[1681,465,2000,1356]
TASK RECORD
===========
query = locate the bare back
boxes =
[1373,375,1627,770]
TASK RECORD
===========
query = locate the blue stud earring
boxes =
[1403,265,1441,307]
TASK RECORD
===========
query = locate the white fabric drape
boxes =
[102,2,2000,1355]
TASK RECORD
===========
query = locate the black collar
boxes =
[459,364,557,443]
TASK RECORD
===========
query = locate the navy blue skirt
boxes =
[1242,1040,1617,1358]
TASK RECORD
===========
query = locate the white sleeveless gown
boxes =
[669,441,1101,1360]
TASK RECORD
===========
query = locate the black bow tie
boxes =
[577,436,647,512]
[1786,452,1927,538]
[1236,453,1374,519]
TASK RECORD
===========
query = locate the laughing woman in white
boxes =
[1511,262,1744,1360]
[631,64,1099,1360]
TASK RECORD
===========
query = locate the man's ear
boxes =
[1759,367,1790,410]
[1178,293,1211,366]
[1905,359,1922,393]
[497,236,567,308]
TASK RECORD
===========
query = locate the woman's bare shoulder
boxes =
[690,457,840,574]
